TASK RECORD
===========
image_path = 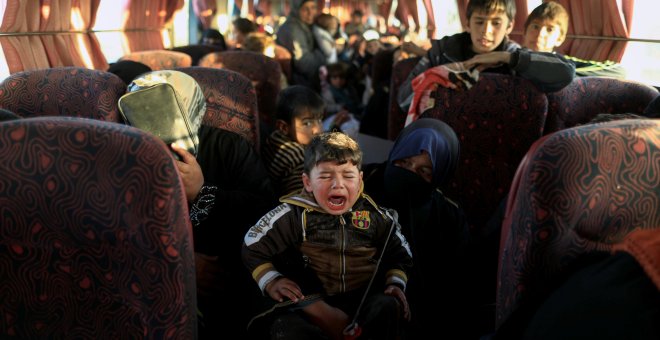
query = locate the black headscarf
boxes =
[388,118,460,187]
[374,118,467,338]
[382,118,460,208]
[107,60,152,86]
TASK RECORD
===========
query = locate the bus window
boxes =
[620,1,660,87]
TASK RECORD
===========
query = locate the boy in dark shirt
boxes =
[244,132,412,339]
[398,0,575,113]
[522,1,626,79]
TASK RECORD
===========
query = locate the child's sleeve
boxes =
[242,203,300,293]
[380,209,414,291]
[510,49,576,92]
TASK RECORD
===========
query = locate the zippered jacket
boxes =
[242,190,413,296]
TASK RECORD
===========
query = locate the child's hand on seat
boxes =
[463,51,512,72]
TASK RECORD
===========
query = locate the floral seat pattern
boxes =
[544,76,659,134]
[0,117,197,338]
[176,66,259,148]
[120,50,192,71]
[497,119,660,328]
[0,67,125,122]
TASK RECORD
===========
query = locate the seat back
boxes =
[388,56,420,140]
[0,117,197,338]
[0,67,125,122]
[175,66,259,148]
[544,76,659,134]
[421,73,548,234]
[496,119,660,328]
[199,50,282,129]
[120,50,192,70]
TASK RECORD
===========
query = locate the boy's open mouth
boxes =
[328,196,346,207]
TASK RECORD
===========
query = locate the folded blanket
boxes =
[406,64,479,126]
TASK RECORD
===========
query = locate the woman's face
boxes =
[393,151,433,183]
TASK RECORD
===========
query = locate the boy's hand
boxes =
[385,285,410,321]
[463,51,512,72]
[171,144,204,202]
[402,41,427,56]
[265,276,304,303]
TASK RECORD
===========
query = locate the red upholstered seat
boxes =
[0,67,125,122]
[421,73,548,234]
[544,76,659,134]
[0,117,197,338]
[175,66,259,148]
[199,50,281,129]
[496,119,660,329]
[120,50,192,70]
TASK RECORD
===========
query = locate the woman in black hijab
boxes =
[363,118,469,338]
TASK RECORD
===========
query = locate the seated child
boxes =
[243,132,413,340]
[397,0,575,114]
[521,1,626,79]
[313,13,340,64]
[320,62,362,140]
[262,85,324,197]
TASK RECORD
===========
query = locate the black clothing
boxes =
[194,125,277,339]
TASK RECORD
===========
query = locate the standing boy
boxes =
[243,132,413,339]
[398,0,575,112]
[522,1,626,78]
[262,85,325,197]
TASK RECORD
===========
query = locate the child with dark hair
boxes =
[262,85,325,197]
[398,0,575,115]
[522,1,626,78]
[231,17,258,49]
[199,28,227,49]
[320,62,362,140]
[243,132,412,340]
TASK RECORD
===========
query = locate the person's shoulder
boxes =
[429,32,471,60]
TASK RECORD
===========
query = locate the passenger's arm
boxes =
[509,49,576,92]
[462,50,576,92]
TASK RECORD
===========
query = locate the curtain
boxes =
[123,0,183,52]
[456,0,468,30]
[40,0,81,68]
[193,0,216,30]
[0,0,50,73]
[557,0,632,62]
[73,0,108,70]
[422,0,435,38]
[509,0,528,44]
